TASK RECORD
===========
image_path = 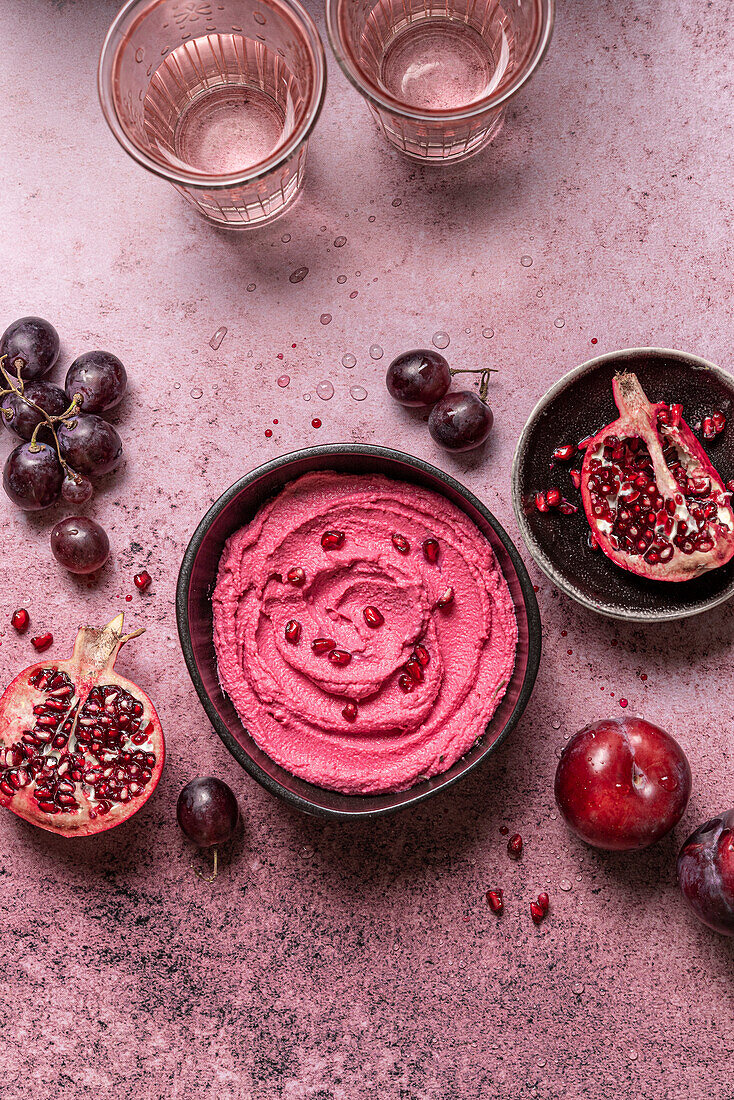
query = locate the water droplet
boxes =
[337,274,347,284]
[520,255,533,267]
[277,374,290,388]
[173,382,181,390]
[350,386,367,401]
[355,271,361,277]
[368,215,376,223]
[369,344,384,360]
[392,198,402,207]
[482,327,494,339]
[550,812,557,821]
[572,983,585,995]
[559,879,572,892]
[289,266,308,284]
[281,232,291,243]
[135,47,145,62]
[536,289,543,298]
[303,393,311,401]
[320,313,332,326]
[334,235,347,248]
[575,873,583,881]
[316,381,334,401]
[209,325,227,351]
[629,1051,638,1062]
[551,719,561,730]
[349,290,358,299]
[432,331,450,350]
[659,774,679,792]
[246,283,256,292]
[342,353,356,369]
[190,388,203,400]
[554,317,565,329]
[537,1059,547,1068]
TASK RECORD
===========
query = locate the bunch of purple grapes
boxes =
[1,316,127,511]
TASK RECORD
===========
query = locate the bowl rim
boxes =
[511,345,734,623]
[176,443,541,819]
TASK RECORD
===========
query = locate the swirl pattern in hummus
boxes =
[213,472,517,794]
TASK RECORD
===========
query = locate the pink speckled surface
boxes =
[1,2,733,1097]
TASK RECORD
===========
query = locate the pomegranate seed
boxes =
[486,889,504,914]
[570,469,582,490]
[398,674,414,694]
[321,530,345,550]
[391,533,410,553]
[31,633,53,652]
[552,444,576,462]
[530,901,546,926]
[702,417,717,441]
[558,499,578,515]
[342,702,357,722]
[133,571,152,592]
[328,649,352,667]
[414,644,430,667]
[535,492,549,513]
[287,567,306,587]
[437,586,454,608]
[312,638,336,655]
[507,833,523,859]
[422,538,440,563]
[537,892,549,915]
[363,606,384,628]
[405,657,424,683]
[587,532,599,551]
[284,620,301,644]
[11,608,29,633]
[712,411,726,433]
[546,488,561,507]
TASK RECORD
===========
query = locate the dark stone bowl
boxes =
[512,347,734,622]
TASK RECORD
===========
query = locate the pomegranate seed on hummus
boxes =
[212,472,517,795]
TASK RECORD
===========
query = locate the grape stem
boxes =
[0,353,85,479]
[449,367,498,402]
[193,847,219,883]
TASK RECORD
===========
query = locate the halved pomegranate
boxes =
[0,612,164,835]
[580,373,734,581]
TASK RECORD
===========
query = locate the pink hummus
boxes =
[212,472,518,795]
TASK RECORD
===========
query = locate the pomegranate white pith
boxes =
[580,372,734,581]
[0,613,164,836]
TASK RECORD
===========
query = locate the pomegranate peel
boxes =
[0,612,164,836]
[580,372,734,581]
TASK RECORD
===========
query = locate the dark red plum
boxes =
[677,811,734,935]
[0,316,60,380]
[554,717,691,850]
[386,349,450,407]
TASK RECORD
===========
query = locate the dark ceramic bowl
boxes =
[176,445,541,820]
[512,347,734,622]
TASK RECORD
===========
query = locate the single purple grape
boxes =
[50,516,110,574]
[1,381,68,441]
[428,390,494,452]
[61,473,94,505]
[3,442,63,510]
[0,317,60,380]
[177,777,239,848]
[65,350,127,413]
[57,414,123,476]
[386,349,451,407]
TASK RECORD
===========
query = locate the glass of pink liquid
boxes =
[98,0,326,229]
[326,0,553,163]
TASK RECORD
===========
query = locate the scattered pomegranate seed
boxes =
[570,469,582,490]
[342,702,357,721]
[530,901,546,926]
[535,492,549,513]
[328,649,352,667]
[591,338,598,345]
[264,429,272,438]
[552,444,576,462]
[321,530,345,550]
[11,609,29,633]
[414,644,430,667]
[507,833,523,859]
[546,488,561,507]
[398,674,414,694]
[587,531,599,551]
[558,499,578,515]
[284,620,301,644]
[499,825,509,835]
[619,698,628,708]
[422,538,440,563]
[537,892,549,915]
[133,570,152,592]
[713,411,727,433]
[363,606,384,628]
[287,567,306,587]
[437,586,454,608]
[702,417,717,441]
[31,632,53,652]
[311,418,321,428]
[312,638,336,655]
[392,533,410,553]
[486,889,504,914]
[405,657,424,683]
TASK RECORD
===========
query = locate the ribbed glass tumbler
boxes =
[326,0,553,163]
[99,0,326,228]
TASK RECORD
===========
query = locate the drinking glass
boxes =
[326,0,554,163]
[99,0,326,228]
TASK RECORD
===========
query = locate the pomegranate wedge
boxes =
[0,613,164,835]
[580,373,734,581]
